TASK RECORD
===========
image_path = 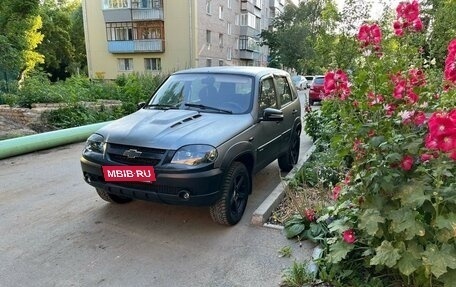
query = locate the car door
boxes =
[254,76,283,170]
[275,75,299,155]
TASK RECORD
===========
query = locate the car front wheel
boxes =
[278,128,301,172]
[210,162,251,225]
[96,188,132,204]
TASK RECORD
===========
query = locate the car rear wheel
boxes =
[278,128,301,172]
[96,188,132,204]
[210,162,251,225]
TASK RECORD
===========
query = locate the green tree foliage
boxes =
[0,0,44,85]
[261,0,338,74]
[38,0,86,80]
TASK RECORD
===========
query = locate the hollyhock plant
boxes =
[342,229,356,244]
[285,0,456,285]
[358,23,382,51]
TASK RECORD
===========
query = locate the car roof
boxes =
[173,66,290,78]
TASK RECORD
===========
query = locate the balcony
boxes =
[103,8,163,22]
[108,39,164,53]
[240,26,259,37]
[239,50,259,60]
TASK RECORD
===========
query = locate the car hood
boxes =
[97,109,254,149]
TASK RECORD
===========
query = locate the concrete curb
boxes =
[251,143,316,226]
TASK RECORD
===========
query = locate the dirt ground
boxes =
[0,115,37,140]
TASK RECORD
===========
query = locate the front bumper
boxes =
[80,156,224,206]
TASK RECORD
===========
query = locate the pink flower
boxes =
[358,23,382,49]
[393,80,407,99]
[368,92,384,106]
[420,153,434,162]
[384,103,397,117]
[413,111,427,126]
[332,185,341,200]
[394,0,423,36]
[324,70,351,100]
[448,39,456,54]
[304,208,316,222]
[401,155,414,171]
[408,68,426,87]
[342,229,356,244]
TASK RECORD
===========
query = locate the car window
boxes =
[149,73,254,114]
[313,77,324,84]
[275,76,293,106]
[258,77,277,116]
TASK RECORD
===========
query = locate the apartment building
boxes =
[82,0,286,79]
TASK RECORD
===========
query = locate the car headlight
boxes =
[171,145,218,166]
[84,134,105,154]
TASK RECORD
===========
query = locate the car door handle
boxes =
[292,109,298,114]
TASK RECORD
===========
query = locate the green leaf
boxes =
[394,183,429,208]
[327,240,355,264]
[284,222,306,239]
[389,209,426,240]
[440,268,456,287]
[358,209,385,236]
[435,212,456,231]
[327,218,349,233]
[397,250,421,276]
[422,244,456,278]
[370,241,401,268]
[369,136,386,147]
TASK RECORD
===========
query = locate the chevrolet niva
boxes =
[80,66,302,225]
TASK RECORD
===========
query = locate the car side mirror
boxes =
[262,108,283,121]
[137,102,146,110]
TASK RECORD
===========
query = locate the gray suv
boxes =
[80,66,302,225]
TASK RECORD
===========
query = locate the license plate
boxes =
[102,166,156,182]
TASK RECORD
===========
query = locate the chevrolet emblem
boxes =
[123,149,142,159]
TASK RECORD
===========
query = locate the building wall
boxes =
[83,0,278,79]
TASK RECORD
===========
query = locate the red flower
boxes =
[413,111,427,126]
[342,229,356,244]
[394,0,423,36]
[324,70,351,100]
[393,80,407,99]
[420,153,434,162]
[448,39,456,54]
[401,155,414,171]
[408,68,426,87]
[358,23,382,49]
[332,185,341,200]
[425,133,439,150]
[304,208,316,222]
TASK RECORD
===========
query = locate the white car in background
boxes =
[291,75,309,91]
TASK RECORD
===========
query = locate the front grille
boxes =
[107,143,166,166]
[115,182,181,194]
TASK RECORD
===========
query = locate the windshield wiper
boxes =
[184,103,232,114]
[144,104,179,110]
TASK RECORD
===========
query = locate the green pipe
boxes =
[0,121,111,160]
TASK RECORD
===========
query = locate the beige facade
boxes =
[82,0,285,79]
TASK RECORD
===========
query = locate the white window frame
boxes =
[118,58,133,71]
[219,5,223,20]
[206,0,212,14]
[144,58,161,71]
[227,22,232,35]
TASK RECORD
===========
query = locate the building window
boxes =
[206,0,212,14]
[219,60,224,66]
[227,22,232,35]
[219,5,223,20]
[227,0,231,9]
[206,30,211,45]
[106,22,164,41]
[235,14,239,25]
[235,38,239,50]
[118,58,133,71]
[227,47,232,60]
[131,0,162,8]
[103,0,128,9]
[144,58,161,71]
[206,58,212,67]
[219,33,223,48]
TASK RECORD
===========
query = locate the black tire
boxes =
[309,99,314,106]
[210,162,251,225]
[96,188,132,204]
[278,128,301,172]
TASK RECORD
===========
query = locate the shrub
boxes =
[286,1,456,286]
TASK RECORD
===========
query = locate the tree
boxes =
[0,0,44,86]
[37,0,86,81]
[261,0,339,74]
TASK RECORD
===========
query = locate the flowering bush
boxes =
[285,0,456,286]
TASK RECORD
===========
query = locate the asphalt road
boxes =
[0,91,314,287]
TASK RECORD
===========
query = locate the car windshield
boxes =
[313,77,324,84]
[148,73,254,114]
